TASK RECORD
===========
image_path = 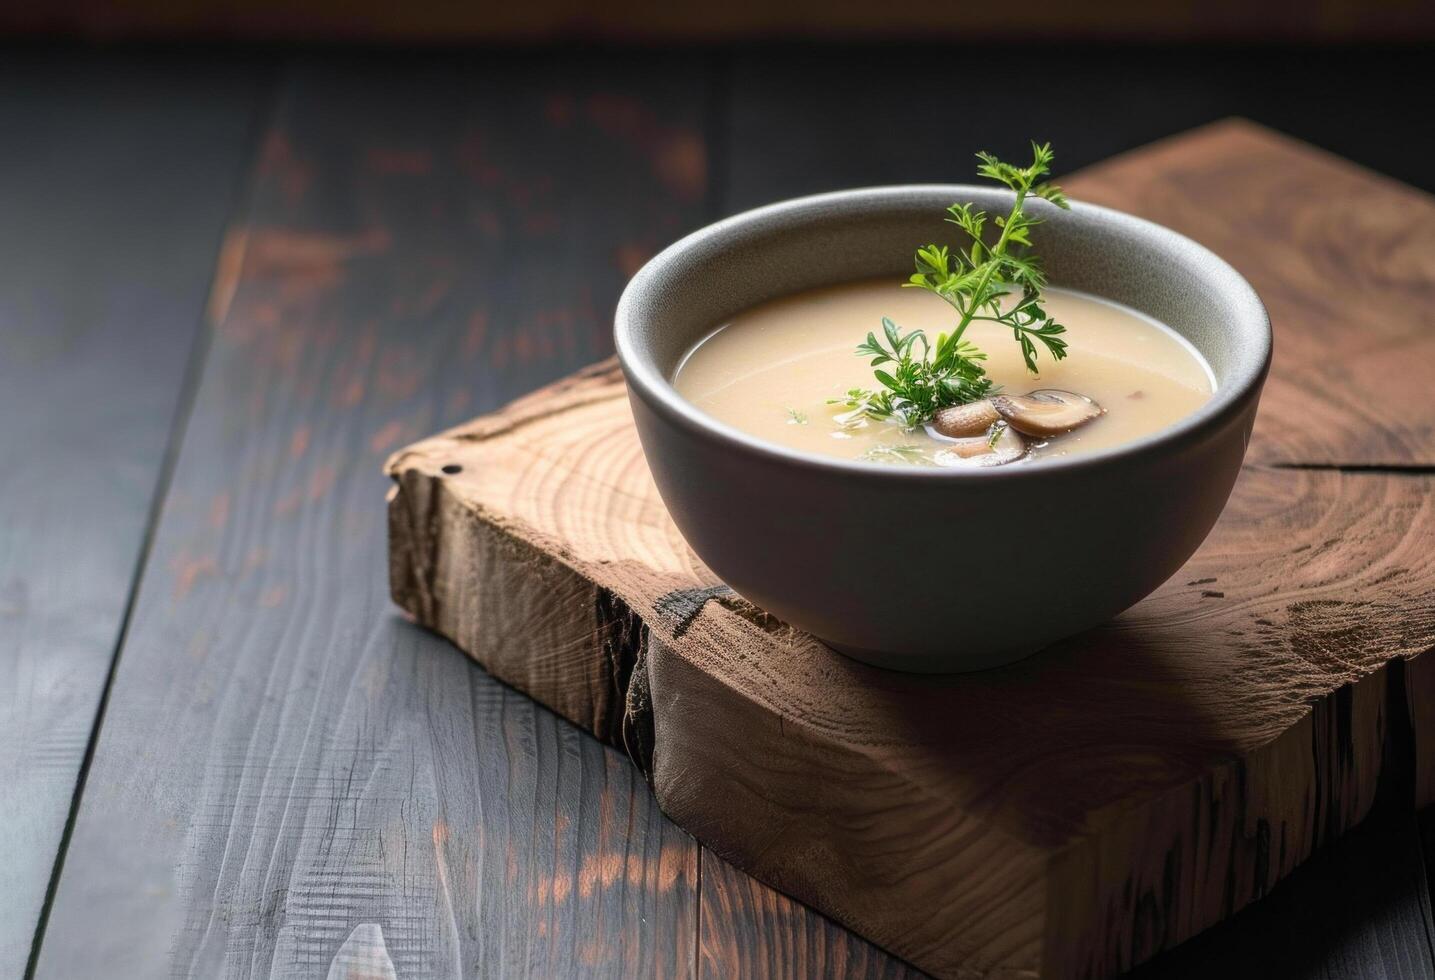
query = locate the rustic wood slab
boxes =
[388,360,1435,979]
[387,121,1435,978]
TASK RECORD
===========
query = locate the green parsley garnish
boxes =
[838,142,1072,429]
[786,407,808,425]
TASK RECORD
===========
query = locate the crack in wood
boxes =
[597,586,657,780]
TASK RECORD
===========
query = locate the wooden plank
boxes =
[386,358,1435,978]
[0,52,265,977]
[1064,120,1435,467]
[33,53,710,978]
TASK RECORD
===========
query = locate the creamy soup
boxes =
[673,279,1213,466]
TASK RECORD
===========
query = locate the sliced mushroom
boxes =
[991,389,1104,438]
[928,399,1001,439]
[932,422,1026,468]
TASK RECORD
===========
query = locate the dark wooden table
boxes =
[3,45,1433,979]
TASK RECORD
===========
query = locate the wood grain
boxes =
[33,54,710,978]
[387,357,1435,978]
[0,52,265,978]
[1065,120,1435,467]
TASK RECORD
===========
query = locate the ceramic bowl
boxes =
[615,186,1270,672]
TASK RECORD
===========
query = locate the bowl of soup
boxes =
[614,186,1270,672]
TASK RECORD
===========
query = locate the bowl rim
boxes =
[614,184,1272,482]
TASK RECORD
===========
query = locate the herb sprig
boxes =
[836,142,1071,429]
[829,316,993,428]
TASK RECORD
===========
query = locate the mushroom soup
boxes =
[673,279,1213,467]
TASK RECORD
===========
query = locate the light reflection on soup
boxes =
[672,279,1214,466]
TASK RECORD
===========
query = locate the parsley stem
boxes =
[951,186,1028,345]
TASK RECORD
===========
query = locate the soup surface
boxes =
[672,279,1213,466]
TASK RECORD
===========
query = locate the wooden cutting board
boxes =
[385,121,1435,979]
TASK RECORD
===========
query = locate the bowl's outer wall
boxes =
[628,387,1259,671]
[616,186,1271,671]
